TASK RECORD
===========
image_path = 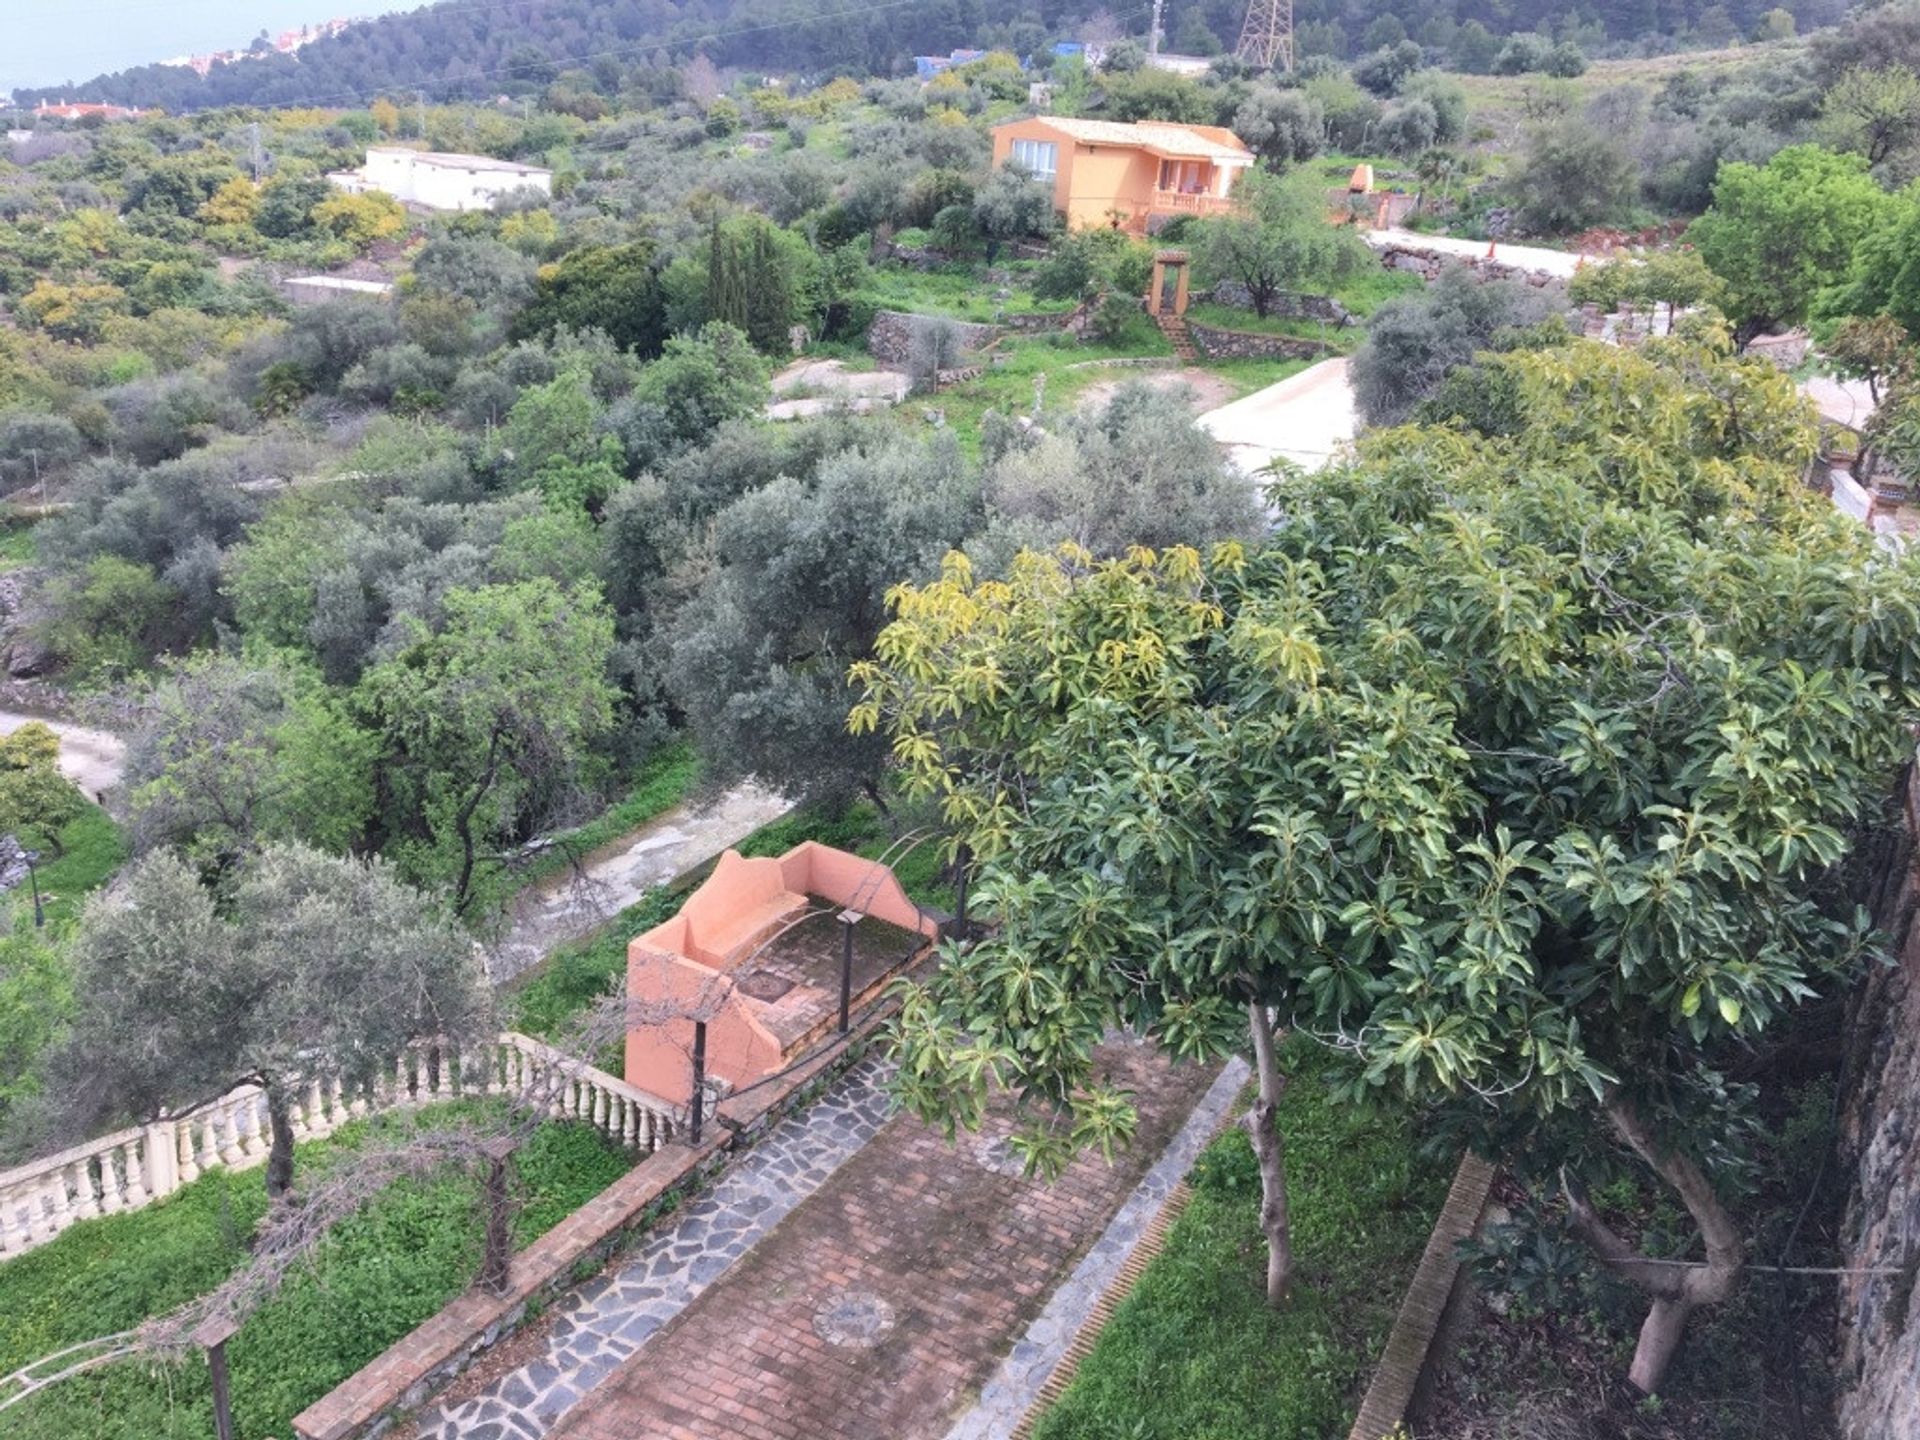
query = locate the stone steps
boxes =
[1154,313,1199,361]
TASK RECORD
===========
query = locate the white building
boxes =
[328,147,552,213]
[281,275,395,305]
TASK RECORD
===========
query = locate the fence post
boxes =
[838,909,862,1035]
[478,1136,517,1297]
[194,1315,241,1440]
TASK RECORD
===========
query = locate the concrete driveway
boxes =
[1198,357,1357,475]
[0,709,125,800]
[1366,228,1588,280]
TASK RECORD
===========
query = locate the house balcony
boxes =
[1149,188,1235,218]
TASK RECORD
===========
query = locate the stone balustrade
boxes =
[0,1033,679,1262]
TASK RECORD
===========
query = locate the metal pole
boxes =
[26,858,42,929]
[689,1020,706,1144]
[193,1316,240,1440]
[839,912,856,1034]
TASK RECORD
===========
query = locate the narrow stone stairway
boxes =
[1155,312,1199,361]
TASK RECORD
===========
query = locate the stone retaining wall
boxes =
[1376,243,1563,288]
[866,311,999,366]
[291,992,911,1440]
[1185,322,1335,362]
[866,309,1078,365]
[1202,284,1353,326]
[1836,765,1920,1440]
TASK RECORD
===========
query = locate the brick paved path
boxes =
[554,1038,1218,1440]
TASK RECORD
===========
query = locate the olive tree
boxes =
[667,431,980,809]
[975,383,1264,567]
[1193,168,1371,319]
[122,652,375,869]
[356,578,616,912]
[853,333,1920,1392]
[49,844,488,1197]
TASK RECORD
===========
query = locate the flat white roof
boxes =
[284,275,394,293]
[367,146,550,176]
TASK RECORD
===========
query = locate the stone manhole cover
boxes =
[735,969,796,1002]
[813,1290,896,1348]
[973,1135,1027,1178]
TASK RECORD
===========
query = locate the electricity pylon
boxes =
[1236,0,1294,72]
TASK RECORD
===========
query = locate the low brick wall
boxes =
[1347,1152,1496,1440]
[1185,322,1335,362]
[291,991,913,1440]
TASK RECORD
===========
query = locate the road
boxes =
[1366,228,1589,280]
[0,709,125,799]
[484,781,791,985]
[1198,357,1356,475]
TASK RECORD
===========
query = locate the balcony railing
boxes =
[1149,189,1235,216]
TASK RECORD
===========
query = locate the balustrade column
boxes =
[120,1137,150,1208]
[40,1171,70,1240]
[68,1159,99,1221]
[97,1149,125,1215]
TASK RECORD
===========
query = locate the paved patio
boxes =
[500,1038,1221,1440]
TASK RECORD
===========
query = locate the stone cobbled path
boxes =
[943,1056,1251,1439]
[416,1057,898,1440]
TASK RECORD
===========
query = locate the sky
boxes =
[0,0,427,96]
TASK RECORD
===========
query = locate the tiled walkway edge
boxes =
[1346,1150,1497,1440]
[945,1057,1251,1440]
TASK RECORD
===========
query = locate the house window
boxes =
[1008,138,1058,181]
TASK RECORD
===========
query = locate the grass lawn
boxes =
[0,523,38,572]
[856,262,1070,324]
[1032,1039,1450,1440]
[508,801,955,1046]
[17,803,124,931]
[930,330,1173,452]
[0,1102,632,1440]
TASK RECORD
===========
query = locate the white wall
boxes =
[347,150,553,213]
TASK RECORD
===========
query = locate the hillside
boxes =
[13,0,1854,111]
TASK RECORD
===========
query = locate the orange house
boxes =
[990,116,1254,234]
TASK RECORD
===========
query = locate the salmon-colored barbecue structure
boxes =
[623,842,941,1107]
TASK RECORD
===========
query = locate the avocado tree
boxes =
[853,332,1920,1388]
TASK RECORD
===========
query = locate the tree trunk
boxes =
[1630,1295,1695,1394]
[451,728,505,916]
[264,1084,297,1200]
[1242,1002,1293,1306]
[1562,1089,1745,1394]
